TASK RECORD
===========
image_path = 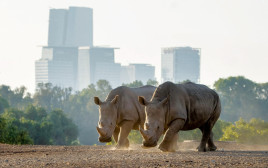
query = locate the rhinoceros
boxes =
[138,81,221,152]
[94,85,156,149]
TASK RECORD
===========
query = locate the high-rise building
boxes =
[47,9,68,46]
[35,46,78,89]
[161,47,200,83]
[127,64,155,84]
[36,6,156,90]
[77,46,120,89]
[48,7,93,47]
[77,47,156,89]
[120,65,135,84]
[36,7,93,90]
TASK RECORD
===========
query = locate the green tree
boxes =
[33,83,72,112]
[128,130,143,144]
[0,85,32,110]
[46,109,78,145]
[64,84,101,145]
[214,76,268,122]
[0,96,9,114]
[146,79,159,86]
[122,80,144,87]
[220,118,268,144]
[0,114,33,145]
[178,119,231,141]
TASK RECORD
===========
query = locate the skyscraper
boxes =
[36,6,156,90]
[126,64,155,84]
[161,47,200,83]
[47,7,93,47]
[77,46,120,89]
[36,7,93,90]
[35,46,78,89]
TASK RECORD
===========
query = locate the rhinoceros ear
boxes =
[160,97,168,105]
[111,95,119,104]
[94,97,102,105]
[138,96,149,106]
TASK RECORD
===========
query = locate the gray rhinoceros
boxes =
[138,81,221,152]
[94,85,156,149]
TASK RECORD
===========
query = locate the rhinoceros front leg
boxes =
[113,126,120,143]
[115,120,134,149]
[158,119,185,152]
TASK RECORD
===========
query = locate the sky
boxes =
[0,0,268,93]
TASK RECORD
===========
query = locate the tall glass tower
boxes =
[161,47,200,83]
[47,7,93,47]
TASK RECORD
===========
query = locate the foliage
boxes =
[0,96,9,113]
[146,79,159,86]
[220,118,268,144]
[0,105,78,145]
[1,76,268,146]
[178,119,231,141]
[178,129,202,141]
[128,130,143,144]
[46,109,78,145]
[33,83,72,112]
[0,115,33,145]
[214,76,268,122]
[0,85,32,110]
[122,80,144,88]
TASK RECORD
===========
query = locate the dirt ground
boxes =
[0,141,267,168]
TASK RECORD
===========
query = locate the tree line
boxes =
[0,76,267,145]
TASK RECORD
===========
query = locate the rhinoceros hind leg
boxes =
[198,112,219,152]
[198,125,211,152]
[207,132,217,151]
[197,145,207,152]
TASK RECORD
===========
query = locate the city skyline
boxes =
[36,7,156,90]
[1,0,268,93]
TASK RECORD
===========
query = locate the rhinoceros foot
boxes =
[115,145,128,150]
[207,146,217,151]
[158,143,175,152]
[197,145,207,152]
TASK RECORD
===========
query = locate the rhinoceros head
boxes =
[94,95,118,143]
[138,96,168,147]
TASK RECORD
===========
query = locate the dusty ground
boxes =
[0,141,267,168]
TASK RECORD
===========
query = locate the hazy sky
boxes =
[0,0,268,93]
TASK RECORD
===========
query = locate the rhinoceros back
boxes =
[152,82,220,130]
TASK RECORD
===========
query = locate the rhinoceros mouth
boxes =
[99,136,112,143]
[142,140,157,148]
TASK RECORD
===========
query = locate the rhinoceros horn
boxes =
[96,126,107,137]
[139,126,150,141]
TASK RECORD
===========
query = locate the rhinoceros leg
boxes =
[113,127,120,143]
[198,128,218,152]
[158,119,184,152]
[207,132,217,151]
[197,125,210,152]
[115,120,135,149]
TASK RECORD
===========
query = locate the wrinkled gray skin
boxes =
[94,85,156,149]
[139,82,221,152]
